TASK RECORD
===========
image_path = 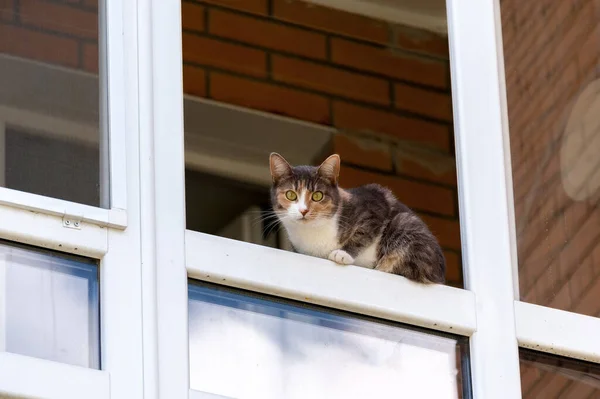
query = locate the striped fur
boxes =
[269,153,446,284]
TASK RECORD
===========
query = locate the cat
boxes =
[269,152,446,284]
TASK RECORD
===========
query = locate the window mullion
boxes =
[446,0,522,397]
[105,0,127,210]
[137,0,188,398]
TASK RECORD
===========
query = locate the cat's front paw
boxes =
[328,249,354,265]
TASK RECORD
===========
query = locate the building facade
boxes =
[0,0,599,398]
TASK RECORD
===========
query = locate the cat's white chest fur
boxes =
[283,216,339,259]
[282,216,379,269]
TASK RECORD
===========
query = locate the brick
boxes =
[576,24,600,77]
[420,214,461,251]
[333,102,450,151]
[502,1,558,67]
[0,24,79,68]
[525,372,570,399]
[558,211,600,276]
[82,42,98,74]
[562,201,591,242]
[339,166,456,216]
[520,217,567,272]
[209,9,326,59]
[183,65,207,97]
[394,146,457,185]
[210,72,330,124]
[505,1,584,83]
[558,383,596,399]
[0,0,14,21]
[514,25,600,141]
[506,3,592,113]
[272,56,389,105]
[331,38,447,89]
[333,134,392,172]
[592,239,600,276]
[393,25,449,59]
[82,0,97,8]
[272,0,388,44]
[394,83,452,121]
[182,33,267,77]
[573,275,600,317]
[520,364,542,395]
[182,2,205,32]
[567,257,596,303]
[444,251,462,286]
[20,0,98,40]
[547,276,572,311]
[520,205,600,301]
[199,0,267,15]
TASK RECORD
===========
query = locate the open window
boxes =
[181,0,463,287]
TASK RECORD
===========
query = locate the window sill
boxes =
[514,300,600,363]
[0,352,109,399]
[185,230,476,336]
[0,187,127,229]
[0,201,108,258]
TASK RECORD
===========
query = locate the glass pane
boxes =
[520,349,600,398]
[189,282,471,399]
[0,0,106,207]
[182,0,463,287]
[501,1,600,314]
[0,241,100,369]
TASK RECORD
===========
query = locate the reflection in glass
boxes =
[501,0,600,314]
[189,282,470,399]
[0,241,100,368]
[520,349,600,398]
[0,0,104,207]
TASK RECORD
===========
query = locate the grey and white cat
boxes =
[269,152,446,284]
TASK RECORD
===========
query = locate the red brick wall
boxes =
[0,0,462,286]
[501,0,600,396]
[0,0,98,72]
[502,0,600,315]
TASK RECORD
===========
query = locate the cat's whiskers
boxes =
[249,213,281,227]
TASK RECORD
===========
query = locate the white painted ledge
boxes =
[185,230,476,336]
[0,352,109,399]
[0,202,108,259]
[0,187,126,230]
[515,301,600,363]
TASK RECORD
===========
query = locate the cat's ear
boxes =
[269,152,293,183]
[317,154,340,185]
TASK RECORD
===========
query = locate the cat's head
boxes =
[269,153,341,225]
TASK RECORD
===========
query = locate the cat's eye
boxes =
[312,191,324,202]
[285,190,297,201]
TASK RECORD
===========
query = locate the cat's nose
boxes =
[300,209,309,216]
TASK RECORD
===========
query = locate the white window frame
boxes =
[0,0,128,229]
[76,0,600,399]
[0,0,145,399]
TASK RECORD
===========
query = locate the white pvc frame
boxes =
[0,0,145,398]
[0,0,128,228]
